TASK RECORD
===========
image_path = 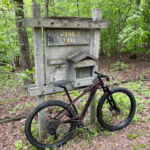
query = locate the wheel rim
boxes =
[101,92,132,128]
[28,104,74,147]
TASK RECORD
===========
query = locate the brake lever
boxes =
[109,76,115,81]
[106,76,109,81]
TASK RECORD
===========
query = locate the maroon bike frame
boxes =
[56,78,105,126]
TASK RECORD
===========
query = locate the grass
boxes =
[0,66,24,91]
[1,66,150,150]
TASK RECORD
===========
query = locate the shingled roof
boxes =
[67,51,97,63]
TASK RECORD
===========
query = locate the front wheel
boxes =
[25,100,76,150]
[97,87,136,131]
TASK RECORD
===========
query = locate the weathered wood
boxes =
[44,16,93,20]
[90,8,101,58]
[28,83,74,96]
[44,0,49,18]
[28,84,70,96]
[88,9,102,123]
[28,79,98,96]
[0,115,27,124]
[23,18,109,29]
[87,92,96,123]
[29,76,150,96]
[47,29,90,46]
[73,77,95,88]
[92,9,102,21]
[32,3,46,139]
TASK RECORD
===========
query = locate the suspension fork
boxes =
[102,85,120,112]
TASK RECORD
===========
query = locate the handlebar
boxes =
[94,71,115,81]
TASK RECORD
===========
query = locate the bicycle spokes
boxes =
[102,92,131,126]
[30,105,73,144]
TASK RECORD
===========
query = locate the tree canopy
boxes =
[0,0,150,65]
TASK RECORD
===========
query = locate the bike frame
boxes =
[56,78,106,125]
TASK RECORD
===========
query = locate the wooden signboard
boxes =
[23,3,109,138]
[47,29,90,46]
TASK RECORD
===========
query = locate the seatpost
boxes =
[63,86,73,103]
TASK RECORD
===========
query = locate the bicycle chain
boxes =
[60,122,93,138]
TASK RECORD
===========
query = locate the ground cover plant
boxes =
[1,0,150,149]
[0,53,150,150]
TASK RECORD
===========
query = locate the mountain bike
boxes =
[25,71,136,150]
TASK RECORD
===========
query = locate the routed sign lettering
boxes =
[47,29,90,46]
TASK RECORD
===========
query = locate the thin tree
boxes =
[118,0,121,61]
[14,0,33,86]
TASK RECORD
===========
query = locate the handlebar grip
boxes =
[94,71,105,77]
[94,71,115,81]
[94,71,99,75]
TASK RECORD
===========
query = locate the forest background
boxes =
[0,0,150,82]
[0,0,150,150]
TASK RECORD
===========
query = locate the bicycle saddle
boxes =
[54,81,72,88]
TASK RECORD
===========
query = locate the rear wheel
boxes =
[97,87,136,131]
[25,100,76,150]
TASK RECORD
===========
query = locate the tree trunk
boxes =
[15,55,20,67]
[76,0,79,17]
[100,40,104,55]
[118,0,121,62]
[146,1,150,51]
[14,0,32,86]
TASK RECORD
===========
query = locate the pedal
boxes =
[77,122,93,134]
[109,107,113,111]
[116,108,120,112]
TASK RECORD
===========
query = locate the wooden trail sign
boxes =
[23,3,109,139]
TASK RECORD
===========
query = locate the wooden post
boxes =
[45,0,49,18]
[87,93,97,123]
[88,9,101,123]
[32,3,46,139]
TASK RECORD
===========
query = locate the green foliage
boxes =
[72,90,80,97]
[1,0,150,66]
[127,134,137,138]
[126,82,150,99]
[110,61,128,71]
[15,140,24,150]
[9,104,22,114]
[0,3,20,63]
[118,1,150,55]
[0,1,34,65]
[0,66,22,90]
[17,68,35,83]
[0,65,14,82]
[141,144,146,148]
[15,139,38,150]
